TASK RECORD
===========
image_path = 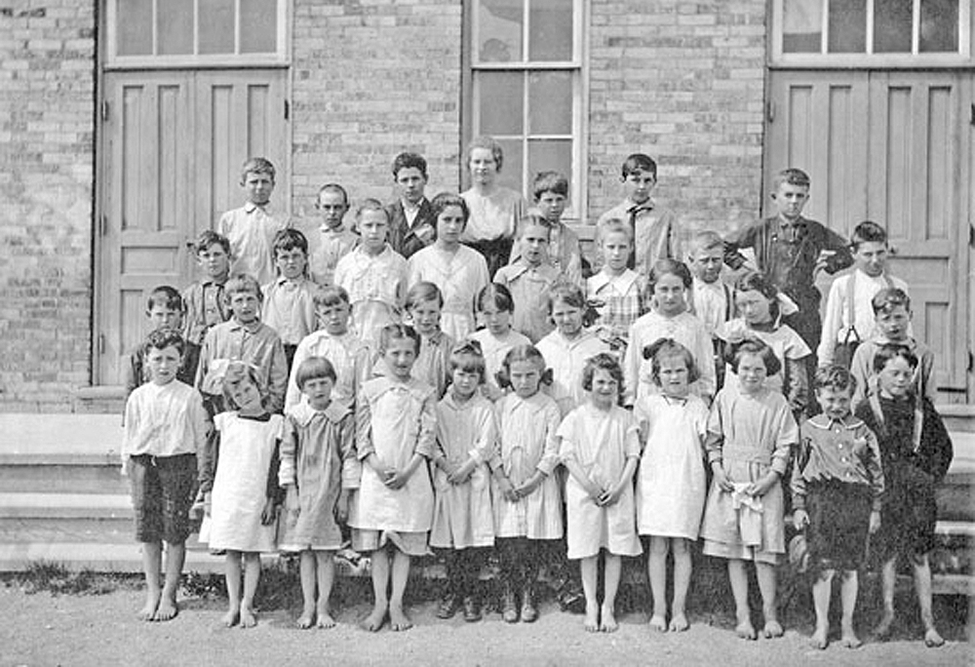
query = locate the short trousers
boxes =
[871,463,938,562]
[805,479,873,572]
[129,453,197,544]
[352,528,429,557]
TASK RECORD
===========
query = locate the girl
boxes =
[407,192,490,342]
[623,259,715,406]
[854,344,953,647]
[430,341,497,622]
[469,283,530,400]
[634,339,710,633]
[558,353,641,633]
[536,284,611,417]
[279,356,357,629]
[350,324,436,632]
[716,271,810,419]
[405,281,454,398]
[202,362,284,628]
[492,345,563,623]
[699,339,798,640]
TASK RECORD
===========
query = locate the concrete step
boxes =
[0,493,132,520]
[0,461,127,495]
[0,542,223,574]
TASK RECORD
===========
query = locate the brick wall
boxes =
[290,0,464,221]
[588,0,767,236]
[0,1,96,411]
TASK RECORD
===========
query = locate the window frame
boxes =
[770,0,973,68]
[463,0,589,222]
[104,0,291,70]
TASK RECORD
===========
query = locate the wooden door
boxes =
[96,69,289,385]
[766,70,971,397]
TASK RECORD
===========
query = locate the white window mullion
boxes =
[151,0,159,56]
[522,70,530,194]
[911,0,921,54]
[234,0,241,55]
[821,0,829,54]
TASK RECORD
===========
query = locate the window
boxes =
[466,0,587,220]
[773,0,971,65]
[106,0,289,68]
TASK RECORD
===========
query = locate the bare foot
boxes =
[669,612,689,632]
[316,609,336,629]
[809,627,828,650]
[924,628,945,648]
[360,605,386,632]
[137,591,160,622]
[584,602,599,633]
[222,607,240,628]
[389,603,413,632]
[735,619,757,640]
[840,630,862,649]
[763,620,784,638]
[599,604,618,633]
[153,596,179,622]
[239,604,257,628]
[872,611,894,639]
[649,614,667,633]
[296,609,315,629]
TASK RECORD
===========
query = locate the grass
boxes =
[3,561,141,596]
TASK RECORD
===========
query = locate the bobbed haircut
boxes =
[295,356,337,389]
[772,167,810,190]
[496,343,550,389]
[647,259,693,292]
[532,170,569,200]
[871,287,911,315]
[143,327,185,357]
[240,157,275,182]
[621,153,657,179]
[378,323,421,355]
[430,191,470,224]
[146,285,185,313]
[406,281,444,311]
[317,183,349,207]
[813,364,856,393]
[850,220,887,250]
[392,152,428,180]
[581,352,625,402]
[725,338,782,377]
[547,283,587,314]
[448,339,486,383]
[872,343,918,374]
[643,338,700,385]
[221,361,267,409]
[477,283,515,314]
[224,274,263,303]
[313,284,351,309]
[734,271,781,321]
[272,228,309,256]
[195,229,231,255]
[466,135,504,172]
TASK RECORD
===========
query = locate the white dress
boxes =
[536,329,611,417]
[208,412,284,553]
[407,244,489,342]
[334,244,407,352]
[430,392,497,549]
[558,403,642,559]
[634,394,709,539]
[468,328,531,397]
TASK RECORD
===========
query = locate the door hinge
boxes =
[101,100,109,122]
[284,99,290,121]
[98,333,106,355]
[968,350,973,373]
[100,214,109,236]
[970,103,975,126]
[766,100,775,124]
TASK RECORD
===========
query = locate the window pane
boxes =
[240,0,277,54]
[496,139,524,194]
[199,0,236,55]
[158,0,194,55]
[478,0,523,62]
[920,0,958,52]
[783,0,823,53]
[528,71,572,135]
[874,0,913,52]
[117,0,153,56]
[828,0,866,52]
[528,0,573,61]
[527,140,572,191]
[477,72,524,136]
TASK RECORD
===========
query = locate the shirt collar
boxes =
[809,413,863,430]
[230,319,263,334]
[244,201,273,215]
[290,400,349,426]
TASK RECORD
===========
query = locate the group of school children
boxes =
[120,138,953,651]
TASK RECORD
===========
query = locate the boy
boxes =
[385,152,437,259]
[285,284,371,413]
[182,230,232,380]
[596,154,680,277]
[218,157,292,286]
[510,171,584,287]
[687,231,735,387]
[311,183,358,285]
[586,219,645,353]
[262,228,317,370]
[333,199,408,353]
[494,214,561,343]
[122,328,209,622]
[818,221,909,368]
[723,167,853,371]
[849,288,935,407]
[195,274,288,415]
[792,365,884,650]
[123,286,193,398]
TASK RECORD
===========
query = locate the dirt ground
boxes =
[1,575,972,667]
